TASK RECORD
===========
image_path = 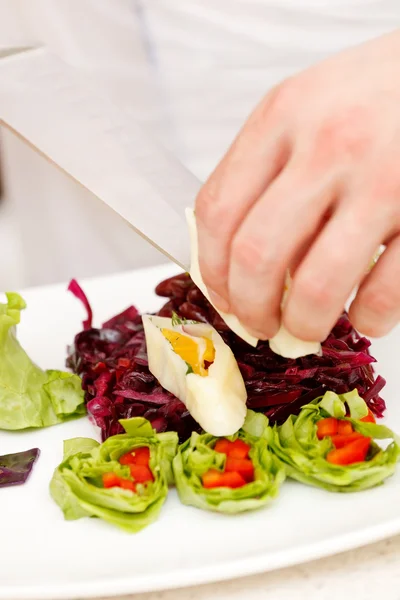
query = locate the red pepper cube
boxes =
[316,418,339,440]
[337,421,354,436]
[202,469,246,489]
[102,472,121,488]
[225,457,254,482]
[202,469,223,488]
[228,439,251,459]
[132,446,151,466]
[119,452,136,466]
[119,478,137,492]
[129,464,154,483]
[361,409,376,424]
[326,437,371,465]
[331,432,365,449]
[218,471,247,488]
[214,439,231,455]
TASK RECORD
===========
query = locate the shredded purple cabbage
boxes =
[67,274,386,442]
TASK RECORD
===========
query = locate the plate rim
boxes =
[2,512,400,599]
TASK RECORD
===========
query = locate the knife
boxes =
[0,47,201,270]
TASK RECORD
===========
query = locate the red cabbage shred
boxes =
[66,275,386,442]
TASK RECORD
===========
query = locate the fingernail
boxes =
[208,289,230,312]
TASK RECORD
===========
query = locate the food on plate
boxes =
[67,278,386,442]
[50,417,178,533]
[0,448,40,487]
[142,314,247,436]
[271,389,399,492]
[0,292,85,430]
[67,279,200,442]
[157,273,386,423]
[185,207,321,359]
[67,282,385,441]
[173,410,285,513]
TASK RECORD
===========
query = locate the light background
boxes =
[1,0,399,290]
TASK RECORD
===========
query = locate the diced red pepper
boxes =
[202,469,246,489]
[119,452,136,466]
[214,438,251,459]
[119,446,150,467]
[317,417,339,439]
[228,439,251,459]
[361,409,376,424]
[225,457,254,482]
[326,436,371,465]
[132,446,151,466]
[337,420,354,436]
[201,469,223,488]
[119,478,136,492]
[219,472,247,488]
[214,439,231,455]
[331,432,365,449]
[129,464,154,483]
[102,472,121,488]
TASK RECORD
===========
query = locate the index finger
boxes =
[195,88,290,310]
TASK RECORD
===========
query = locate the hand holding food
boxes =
[195,30,400,344]
[186,207,321,359]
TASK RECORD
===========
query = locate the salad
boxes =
[50,417,178,532]
[0,217,397,533]
[271,389,399,492]
[67,279,386,444]
[173,411,285,513]
[0,292,85,430]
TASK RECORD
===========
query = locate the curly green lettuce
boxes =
[0,292,85,429]
[50,417,178,533]
[173,410,285,513]
[271,389,400,492]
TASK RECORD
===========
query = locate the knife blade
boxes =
[0,47,201,270]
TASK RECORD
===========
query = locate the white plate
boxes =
[1,263,400,600]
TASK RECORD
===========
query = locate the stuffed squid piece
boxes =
[50,417,178,533]
[142,314,247,436]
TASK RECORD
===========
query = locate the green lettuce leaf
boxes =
[50,417,179,533]
[0,292,85,430]
[173,410,285,513]
[271,389,400,492]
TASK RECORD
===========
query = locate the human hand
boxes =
[195,30,400,343]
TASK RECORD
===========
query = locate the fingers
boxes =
[227,164,337,338]
[195,88,290,312]
[283,196,391,342]
[349,235,400,336]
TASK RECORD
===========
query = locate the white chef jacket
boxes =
[0,0,399,289]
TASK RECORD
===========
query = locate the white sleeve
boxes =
[0,0,175,289]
